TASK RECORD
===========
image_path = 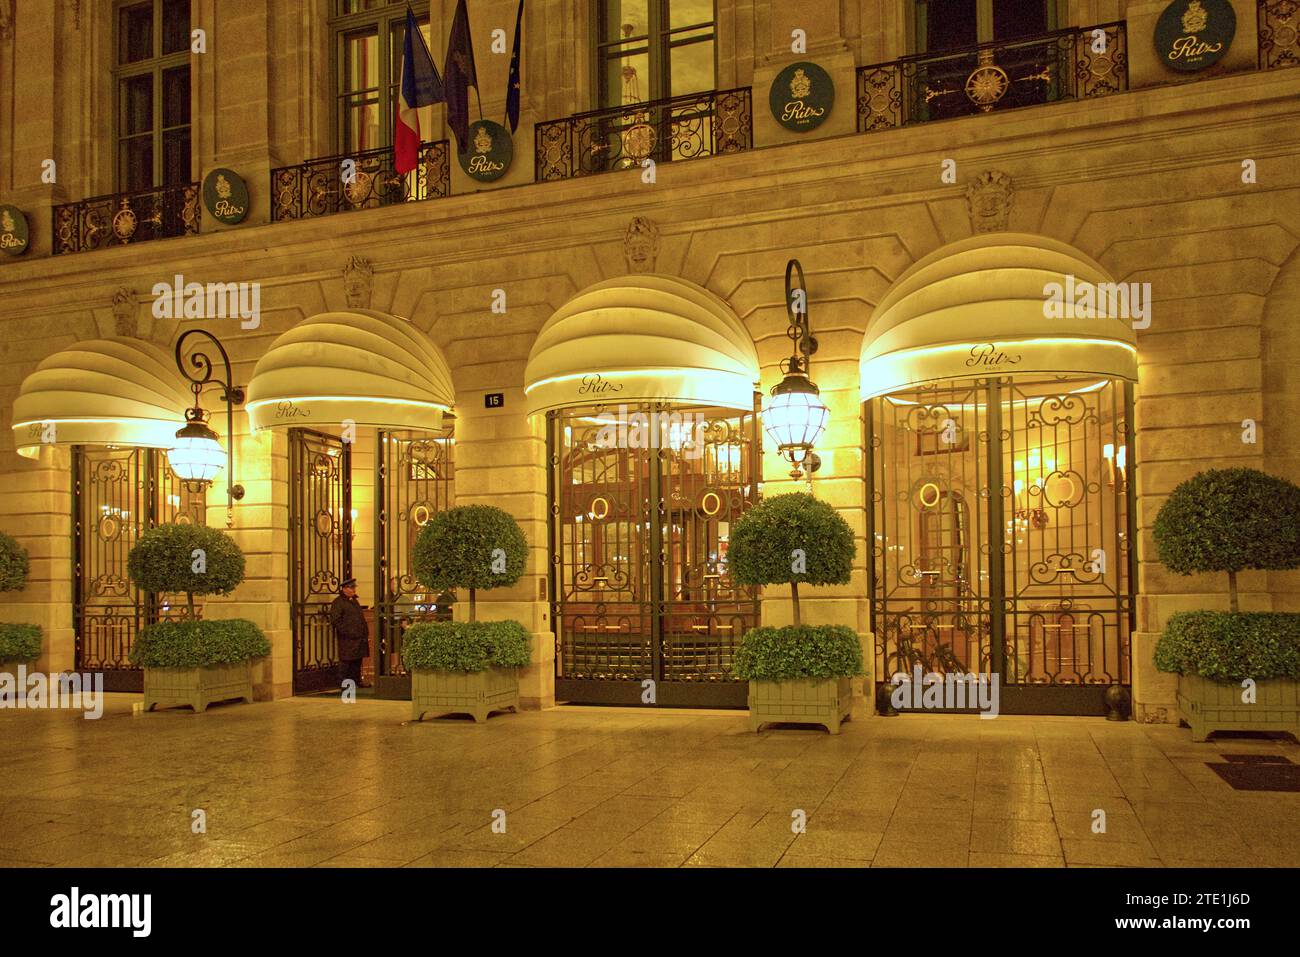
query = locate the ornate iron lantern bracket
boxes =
[173,329,246,525]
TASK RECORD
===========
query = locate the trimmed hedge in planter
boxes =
[1155,611,1300,742]
[130,619,269,714]
[0,623,42,664]
[402,620,530,722]
[0,532,30,593]
[735,625,863,734]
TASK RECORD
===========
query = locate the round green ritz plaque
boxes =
[1154,0,1236,72]
[769,61,834,132]
[202,168,250,224]
[0,205,29,256]
[459,120,513,182]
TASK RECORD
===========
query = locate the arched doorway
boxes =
[861,234,1137,714]
[527,276,762,707]
[247,309,456,696]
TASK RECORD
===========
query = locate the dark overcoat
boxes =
[329,593,369,661]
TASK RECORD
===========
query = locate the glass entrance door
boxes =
[548,400,760,707]
[868,375,1134,714]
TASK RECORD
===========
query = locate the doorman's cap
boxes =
[340,578,358,589]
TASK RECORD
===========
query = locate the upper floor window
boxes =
[332,1,435,155]
[595,1,716,108]
[115,0,191,192]
[915,0,1054,52]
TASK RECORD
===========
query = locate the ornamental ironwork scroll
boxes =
[535,87,753,182]
[271,140,450,222]
[53,183,200,255]
[856,22,1128,132]
[1259,0,1300,70]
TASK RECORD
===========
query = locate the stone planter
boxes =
[749,676,853,734]
[1177,673,1300,742]
[143,661,255,714]
[411,667,519,723]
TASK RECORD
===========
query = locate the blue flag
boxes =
[444,0,479,154]
[505,0,524,134]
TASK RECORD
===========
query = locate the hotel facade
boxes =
[0,0,1298,720]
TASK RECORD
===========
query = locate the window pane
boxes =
[162,0,191,54]
[668,38,714,96]
[162,128,191,185]
[599,0,650,43]
[337,0,389,13]
[602,51,650,106]
[119,2,154,64]
[992,0,1048,40]
[162,67,190,128]
[341,28,380,95]
[121,75,154,136]
[119,136,154,192]
[924,0,979,50]
[341,96,381,153]
[668,0,714,29]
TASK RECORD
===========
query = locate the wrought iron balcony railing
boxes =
[1259,0,1300,69]
[535,87,753,182]
[857,22,1128,133]
[53,182,200,255]
[271,140,450,222]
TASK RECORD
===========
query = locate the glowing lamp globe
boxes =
[763,372,828,476]
[169,419,225,484]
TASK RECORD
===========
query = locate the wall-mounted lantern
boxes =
[171,329,246,525]
[763,259,828,480]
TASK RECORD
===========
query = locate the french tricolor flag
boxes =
[395,7,444,175]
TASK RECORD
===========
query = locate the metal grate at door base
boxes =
[1207,755,1300,792]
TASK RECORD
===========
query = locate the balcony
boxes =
[857,22,1127,133]
[52,183,200,255]
[535,87,753,182]
[270,140,450,222]
[1259,0,1300,69]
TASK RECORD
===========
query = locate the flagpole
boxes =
[475,85,483,123]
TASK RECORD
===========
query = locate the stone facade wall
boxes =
[0,2,1297,717]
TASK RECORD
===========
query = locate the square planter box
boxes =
[1177,673,1300,742]
[749,676,853,734]
[144,661,254,714]
[411,667,519,723]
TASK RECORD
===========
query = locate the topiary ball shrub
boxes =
[128,619,270,669]
[0,532,30,593]
[1154,469,1300,611]
[728,492,855,626]
[734,625,864,682]
[401,620,532,673]
[412,505,527,621]
[1154,611,1300,682]
[128,523,246,619]
[0,623,42,663]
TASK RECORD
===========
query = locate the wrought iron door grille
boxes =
[374,430,454,697]
[72,447,206,691]
[549,401,760,707]
[868,376,1133,715]
[289,429,352,694]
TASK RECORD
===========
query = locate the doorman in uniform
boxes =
[329,577,369,690]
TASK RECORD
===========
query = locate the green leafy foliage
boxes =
[412,505,527,593]
[127,523,246,599]
[1154,469,1300,576]
[0,623,42,663]
[128,619,270,669]
[728,493,855,587]
[0,532,30,593]
[733,625,864,681]
[400,620,532,673]
[1154,611,1300,681]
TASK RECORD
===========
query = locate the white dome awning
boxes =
[246,309,455,433]
[524,275,760,415]
[860,233,1139,400]
[11,338,191,459]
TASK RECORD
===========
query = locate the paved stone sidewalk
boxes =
[1,695,1297,868]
